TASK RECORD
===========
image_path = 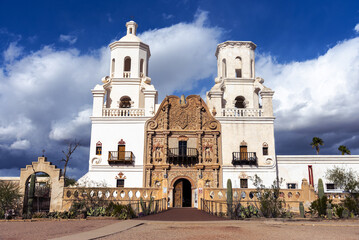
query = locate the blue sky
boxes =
[0,0,359,179]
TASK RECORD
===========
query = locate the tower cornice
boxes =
[215,41,257,57]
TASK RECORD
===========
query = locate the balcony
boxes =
[108,151,134,164]
[232,152,257,166]
[168,148,198,165]
[102,108,145,117]
[221,108,262,117]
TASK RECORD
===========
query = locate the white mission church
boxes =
[78,20,359,207]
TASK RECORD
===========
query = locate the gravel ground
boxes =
[1,217,358,240]
[0,219,118,240]
[103,220,359,240]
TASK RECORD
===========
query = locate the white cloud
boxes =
[59,34,78,45]
[0,11,227,178]
[10,139,30,150]
[49,108,92,141]
[0,44,109,171]
[3,42,23,62]
[256,37,359,132]
[139,10,223,98]
[355,23,359,33]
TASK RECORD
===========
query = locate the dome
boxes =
[119,20,142,42]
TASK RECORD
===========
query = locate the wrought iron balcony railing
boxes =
[232,152,257,166]
[108,151,134,164]
[167,148,198,165]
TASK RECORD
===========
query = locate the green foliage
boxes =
[87,206,106,217]
[64,177,77,187]
[327,203,332,219]
[251,174,288,218]
[309,196,329,217]
[0,181,21,219]
[106,202,135,220]
[233,204,259,219]
[226,179,233,218]
[32,212,47,218]
[317,178,324,199]
[299,202,305,218]
[342,208,349,218]
[310,137,324,155]
[27,174,36,216]
[326,166,359,215]
[140,193,154,216]
[338,145,351,155]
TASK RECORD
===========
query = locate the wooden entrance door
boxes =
[174,181,183,208]
[118,145,125,160]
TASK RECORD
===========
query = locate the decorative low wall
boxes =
[200,178,317,212]
[62,187,163,211]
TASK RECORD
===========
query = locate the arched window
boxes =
[222,58,227,78]
[120,96,131,108]
[235,57,242,78]
[124,57,131,78]
[263,142,268,155]
[111,58,115,77]
[235,96,246,108]
[96,141,102,155]
[140,59,144,77]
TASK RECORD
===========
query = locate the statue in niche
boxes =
[153,139,164,163]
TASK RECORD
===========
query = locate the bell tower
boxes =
[92,20,157,117]
[207,41,276,187]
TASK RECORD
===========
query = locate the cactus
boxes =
[226,179,233,219]
[342,208,349,219]
[327,203,332,219]
[140,193,154,216]
[27,174,36,216]
[299,202,305,218]
[318,178,324,199]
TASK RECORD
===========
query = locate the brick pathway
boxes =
[135,208,227,221]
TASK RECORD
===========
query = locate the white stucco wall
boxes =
[218,118,276,166]
[278,155,359,191]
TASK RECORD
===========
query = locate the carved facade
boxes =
[143,95,222,189]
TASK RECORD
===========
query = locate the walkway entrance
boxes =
[173,178,192,207]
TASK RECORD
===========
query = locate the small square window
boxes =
[326,183,335,190]
[96,146,102,155]
[117,179,124,188]
[240,179,248,188]
[287,183,297,189]
[263,147,268,155]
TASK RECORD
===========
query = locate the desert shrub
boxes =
[32,212,47,218]
[252,175,288,218]
[0,181,21,219]
[87,206,106,217]
[233,204,259,219]
[106,202,135,220]
[326,167,359,215]
[68,200,87,218]
[309,196,330,217]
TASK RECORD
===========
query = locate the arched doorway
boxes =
[23,172,51,214]
[173,178,192,207]
[20,157,64,213]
